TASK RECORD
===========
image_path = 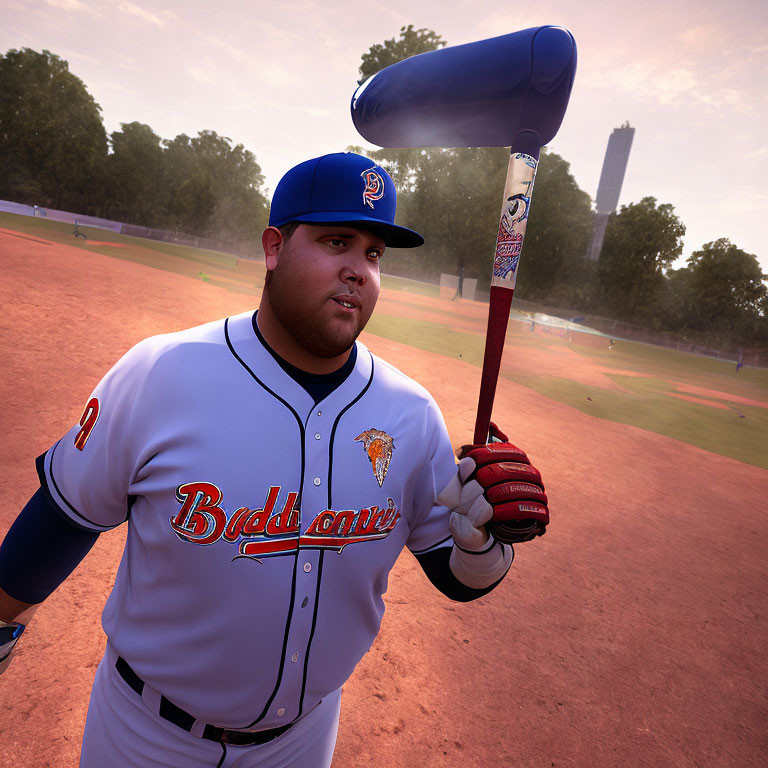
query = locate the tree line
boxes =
[1,39,765,352]
[0,48,269,244]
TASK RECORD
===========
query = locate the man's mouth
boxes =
[331,295,360,310]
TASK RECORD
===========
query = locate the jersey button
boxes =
[303,563,312,573]
[313,477,321,486]
[314,433,321,440]
[276,708,286,717]
[291,652,299,663]
[317,410,322,417]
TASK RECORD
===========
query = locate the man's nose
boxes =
[340,253,368,285]
[343,270,366,286]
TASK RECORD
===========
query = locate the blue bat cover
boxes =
[351,26,577,149]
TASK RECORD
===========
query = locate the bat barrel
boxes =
[352,26,577,149]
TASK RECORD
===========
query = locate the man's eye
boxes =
[368,250,383,261]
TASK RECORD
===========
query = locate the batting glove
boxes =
[440,423,549,545]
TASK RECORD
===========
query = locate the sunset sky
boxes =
[2,0,766,271]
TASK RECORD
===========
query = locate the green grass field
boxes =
[380,273,441,298]
[366,311,768,468]
[0,212,239,263]
[4,212,767,469]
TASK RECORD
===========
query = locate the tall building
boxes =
[587,122,635,261]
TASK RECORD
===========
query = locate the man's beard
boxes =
[265,267,369,358]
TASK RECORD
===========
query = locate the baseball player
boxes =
[0,152,549,767]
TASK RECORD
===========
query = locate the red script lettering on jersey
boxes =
[170,482,401,559]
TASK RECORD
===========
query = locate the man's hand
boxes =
[0,588,38,676]
[0,621,25,675]
[439,423,549,546]
[438,456,495,551]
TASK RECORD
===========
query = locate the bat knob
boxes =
[488,519,541,544]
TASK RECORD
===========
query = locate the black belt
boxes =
[115,656,293,746]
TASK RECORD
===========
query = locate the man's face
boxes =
[265,223,384,358]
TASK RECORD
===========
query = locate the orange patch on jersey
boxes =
[355,429,395,487]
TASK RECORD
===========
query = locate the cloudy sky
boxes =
[2,0,766,270]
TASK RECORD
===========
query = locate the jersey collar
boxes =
[224,311,373,418]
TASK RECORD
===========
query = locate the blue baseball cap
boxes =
[268,152,423,248]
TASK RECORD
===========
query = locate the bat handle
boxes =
[473,286,514,444]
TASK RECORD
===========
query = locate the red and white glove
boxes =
[439,423,549,549]
[458,424,549,544]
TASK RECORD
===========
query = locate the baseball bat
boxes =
[351,26,577,543]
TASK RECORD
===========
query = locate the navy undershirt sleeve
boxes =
[0,487,99,604]
[414,545,507,602]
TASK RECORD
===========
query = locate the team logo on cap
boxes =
[361,168,385,209]
[355,429,395,486]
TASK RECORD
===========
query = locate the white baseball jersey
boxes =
[39,310,456,729]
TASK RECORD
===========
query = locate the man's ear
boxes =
[262,227,284,271]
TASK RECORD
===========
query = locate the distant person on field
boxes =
[32,205,39,217]
[608,338,616,350]
[73,220,87,240]
[452,265,465,301]
[736,353,743,372]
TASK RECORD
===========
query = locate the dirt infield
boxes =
[2,231,767,767]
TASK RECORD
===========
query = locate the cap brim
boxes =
[278,212,424,248]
